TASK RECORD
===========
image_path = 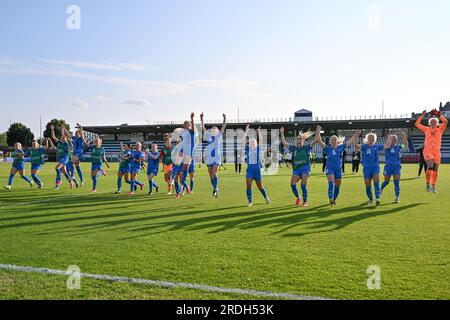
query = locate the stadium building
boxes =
[82,105,450,164]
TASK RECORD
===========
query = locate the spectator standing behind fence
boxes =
[234,147,243,174]
[352,145,361,174]
[417,146,427,178]
[341,149,347,174]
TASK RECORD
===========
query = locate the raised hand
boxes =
[279,127,285,134]
[190,112,195,119]
[200,113,204,121]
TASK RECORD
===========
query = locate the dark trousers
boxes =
[418,161,427,176]
[352,160,360,173]
[322,161,327,173]
[235,162,241,173]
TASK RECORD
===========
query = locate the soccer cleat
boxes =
[148,191,153,195]
[431,186,438,194]
[70,181,74,190]
[176,194,181,199]
[368,200,373,206]
[376,199,381,206]
[265,197,271,205]
[3,185,11,191]
[81,181,85,187]
[329,198,336,206]
[302,202,308,208]
[426,184,432,193]
[155,186,159,193]
[185,186,191,195]
[295,198,301,206]
[248,202,253,207]
[395,198,399,204]
[140,183,145,191]
[29,181,34,188]
[101,170,106,176]
[114,190,121,194]
[128,192,134,196]
[90,189,97,193]
[38,182,44,189]
[74,180,79,188]
[168,191,172,195]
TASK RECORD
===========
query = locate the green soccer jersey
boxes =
[290,145,311,170]
[91,147,105,165]
[57,141,70,159]
[12,150,25,166]
[29,148,45,166]
[119,150,132,168]
[161,146,173,165]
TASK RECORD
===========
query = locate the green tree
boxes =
[6,123,34,147]
[0,132,7,146]
[43,119,71,140]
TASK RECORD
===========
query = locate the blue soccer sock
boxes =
[381,181,389,191]
[246,189,252,203]
[366,186,373,201]
[130,180,135,193]
[291,184,299,198]
[8,174,15,186]
[301,184,308,202]
[76,166,84,182]
[31,174,42,187]
[149,179,153,193]
[21,175,32,184]
[260,187,268,199]
[190,179,194,192]
[175,182,180,194]
[117,177,122,191]
[334,185,341,200]
[374,181,381,199]
[55,169,62,185]
[394,180,400,198]
[212,176,218,191]
[134,180,142,187]
[328,181,335,199]
[181,170,188,187]
[92,175,98,190]
[64,171,71,182]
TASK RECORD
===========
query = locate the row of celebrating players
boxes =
[3,110,447,207]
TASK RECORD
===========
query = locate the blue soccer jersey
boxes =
[385,145,403,167]
[361,144,384,167]
[205,131,223,165]
[130,150,145,170]
[147,150,160,168]
[72,136,84,154]
[325,144,346,169]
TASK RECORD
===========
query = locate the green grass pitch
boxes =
[0,162,449,300]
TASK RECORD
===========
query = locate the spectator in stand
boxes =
[352,144,361,174]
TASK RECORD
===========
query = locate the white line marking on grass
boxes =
[0,191,110,208]
[0,263,332,300]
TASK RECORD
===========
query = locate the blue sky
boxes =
[1,0,449,135]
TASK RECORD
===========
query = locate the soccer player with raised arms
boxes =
[280,127,314,207]
[380,132,409,203]
[89,137,110,193]
[415,109,448,194]
[200,112,227,198]
[312,125,361,206]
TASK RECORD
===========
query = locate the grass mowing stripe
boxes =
[0,264,331,300]
[0,191,110,208]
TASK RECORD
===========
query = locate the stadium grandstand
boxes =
[81,103,450,164]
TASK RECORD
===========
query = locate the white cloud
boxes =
[123,98,152,107]
[41,59,157,72]
[92,95,111,102]
[69,98,89,110]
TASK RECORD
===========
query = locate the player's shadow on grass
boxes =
[280,203,425,238]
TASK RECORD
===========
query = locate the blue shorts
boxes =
[58,156,69,166]
[326,166,342,179]
[130,166,142,174]
[118,166,130,174]
[31,164,42,171]
[188,161,195,174]
[73,150,84,160]
[66,162,74,173]
[13,164,25,171]
[147,166,159,176]
[383,165,401,177]
[91,164,103,172]
[293,165,311,177]
[246,166,262,181]
[172,164,183,176]
[363,166,380,179]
